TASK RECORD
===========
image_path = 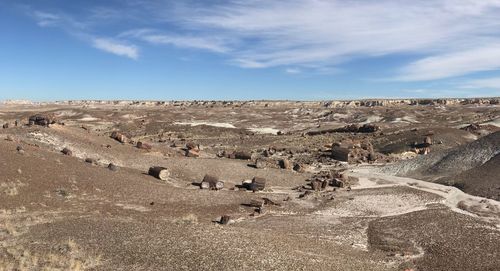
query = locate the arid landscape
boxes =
[0,98,499,270]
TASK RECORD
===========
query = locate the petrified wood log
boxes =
[28,114,55,126]
[249,199,264,208]
[311,180,322,191]
[279,159,291,169]
[110,131,128,143]
[250,177,266,191]
[148,166,170,180]
[233,151,252,160]
[185,142,199,151]
[185,149,200,157]
[201,174,224,190]
[137,141,152,150]
[331,146,350,162]
[220,215,231,225]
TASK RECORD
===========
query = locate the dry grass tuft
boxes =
[0,239,102,271]
[173,213,198,225]
[0,180,26,196]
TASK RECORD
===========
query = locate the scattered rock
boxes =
[107,163,119,171]
[254,159,267,169]
[263,147,276,157]
[358,124,380,133]
[61,147,73,156]
[262,197,280,206]
[293,163,305,173]
[424,136,433,146]
[248,199,264,208]
[367,151,376,162]
[28,114,55,126]
[85,158,97,165]
[461,123,481,132]
[185,142,199,151]
[333,123,380,133]
[330,178,345,188]
[55,189,69,198]
[299,190,312,198]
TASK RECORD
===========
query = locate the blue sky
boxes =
[1,0,500,100]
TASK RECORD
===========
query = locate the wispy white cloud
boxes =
[33,11,59,27]
[24,1,500,79]
[92,38,138,59]
[285,68,301,74]
[167,0,500,77]
[401,88,498,98]
[395,44,500,81]
[32,10,86,30]
[461,77,500,89]
[30,9,138,59]
[120,29,229,53]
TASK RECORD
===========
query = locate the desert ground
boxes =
[1,98,499,271]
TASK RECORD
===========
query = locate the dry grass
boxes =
[0,180,26,196]
[0,239,102,271]
[1,211,102,270]
[173,213,198,225]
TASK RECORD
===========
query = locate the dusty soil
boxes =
[1,99,499,270]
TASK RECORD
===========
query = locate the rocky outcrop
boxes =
[4,97,496,108]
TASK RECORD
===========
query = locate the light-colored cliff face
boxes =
[2,97,499,108]
[322,98,499,107]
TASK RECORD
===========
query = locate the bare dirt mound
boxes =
[372,127,475,154]
[382,131,500,199]
[368,207,500,271]
[437,154,500,200]
[383,131,500,180]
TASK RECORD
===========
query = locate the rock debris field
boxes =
[1,98,499,270]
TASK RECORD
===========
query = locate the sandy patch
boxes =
[54,110,79,117]
[248,127,280,135]
[316,194,429,218]
[79,114,99,121]
[391,116,419,123]
[120,114,145,120]
[481,118,500,127]
[352,168,500,226]
[115,203,150,212]
[360,115,382,124]
[27,131,64,147]
[174,121,236,129]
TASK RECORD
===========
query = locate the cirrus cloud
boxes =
[23,0,500,80]
[92,38,138,59]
